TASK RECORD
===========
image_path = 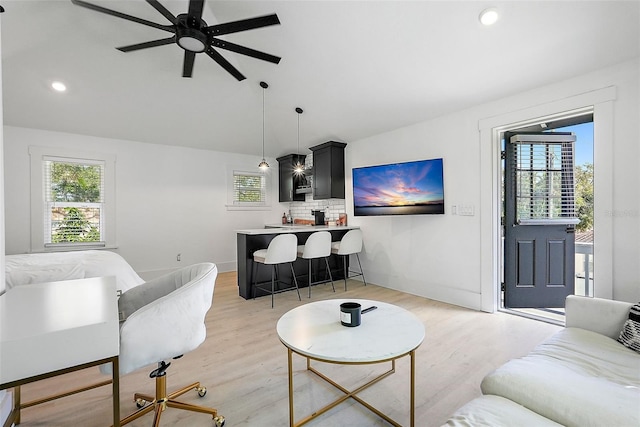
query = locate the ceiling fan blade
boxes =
[117,36,176,52]
[188,0,205,20]
[183,51,196,78]
[211,39,281,64]
[205,48,246,81]
[207,14,280,37]
[146,0,177,25]
[71,0,174,33]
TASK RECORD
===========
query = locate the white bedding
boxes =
[5,250,144,293]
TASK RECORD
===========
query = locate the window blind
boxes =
[233,171,266,205]
[510,134,579,225]
[43,157,105,246]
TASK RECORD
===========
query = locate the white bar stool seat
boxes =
[253,234,301,308]
[296,231,335,298]
[331,229,367,290]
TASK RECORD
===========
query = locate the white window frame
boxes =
[29,146,117,252]
[226,165,271,211]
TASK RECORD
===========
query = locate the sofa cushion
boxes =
[442,395,563,427]
[481,327,640,427]
[618,303,640,353]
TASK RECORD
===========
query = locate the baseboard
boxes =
[364,271,483,312]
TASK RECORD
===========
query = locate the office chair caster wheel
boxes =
[196,386,207,397]
[135,398,146,408]
[213,415,225,427]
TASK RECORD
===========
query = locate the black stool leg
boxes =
[324,257,335,292]
[290,263,301,301]
[271,264,276,308]
[343,255,348,291]
[308,259,313,298]
[356,254,367,286]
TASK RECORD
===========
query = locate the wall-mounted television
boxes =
[352,158,444,216]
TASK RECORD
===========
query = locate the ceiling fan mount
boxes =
[70,0,281,81]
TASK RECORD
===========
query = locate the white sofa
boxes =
[445,296,640,427]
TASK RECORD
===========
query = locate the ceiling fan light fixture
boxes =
[479,8,499,26]
[177,28,207,52]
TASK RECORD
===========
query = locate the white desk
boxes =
[277,299,425,426]
[0,277,120,426]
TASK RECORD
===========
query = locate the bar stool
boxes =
[331,229,367,290]
[297,231,335,298]
[252,234,301,308]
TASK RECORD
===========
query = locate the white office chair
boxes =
[253,233,301,308]
[101,263,225,427]
[331,229,367,290]
[297,231,335,298]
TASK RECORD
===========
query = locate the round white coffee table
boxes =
[276,299,425,427]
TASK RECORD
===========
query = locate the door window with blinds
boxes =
[44,157,105,246]
[29,146,116,251]
[509,133,580,225]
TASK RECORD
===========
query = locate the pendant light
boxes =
[294,107,304,174]
[258,81,270,170]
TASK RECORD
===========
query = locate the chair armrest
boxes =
[565,295,633,339]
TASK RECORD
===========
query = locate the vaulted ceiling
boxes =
[2,1,638,158]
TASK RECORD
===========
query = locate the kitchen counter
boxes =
[236,225,359,299]
[239,224,358,235]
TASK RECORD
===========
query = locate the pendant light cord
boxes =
[297,111,300,155]
[294,107,304,173]
[262,85,265,159]
[259,81,269,169]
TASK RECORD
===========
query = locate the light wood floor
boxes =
[13,272,560,427]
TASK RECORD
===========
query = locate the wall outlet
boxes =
[177,253,181,262]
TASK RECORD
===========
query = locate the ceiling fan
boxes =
[70,0,281,81]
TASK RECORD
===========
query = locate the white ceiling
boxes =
[1,1,638,159]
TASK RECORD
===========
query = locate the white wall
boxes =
[3,127,287,277]
[345,59,640,309]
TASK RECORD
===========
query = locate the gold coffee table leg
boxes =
[410,350,415,427]
[288,348,294,427]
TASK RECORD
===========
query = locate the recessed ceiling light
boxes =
[479,8,499,26]
[51,81,67,92]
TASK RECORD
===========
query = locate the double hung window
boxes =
[44,157,105,246]
[30,147,116,251]
[227,167,270,210]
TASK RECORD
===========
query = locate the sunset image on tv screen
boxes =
[352,158,444,216]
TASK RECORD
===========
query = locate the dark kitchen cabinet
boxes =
[310,141,346,200]
[277,154,306,202]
